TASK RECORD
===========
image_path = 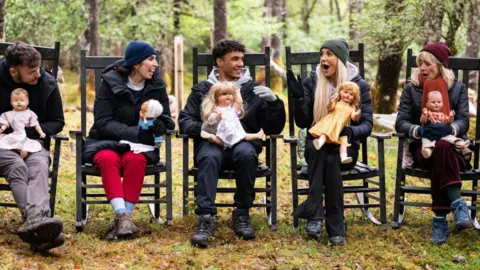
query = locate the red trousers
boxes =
[93,149,147,203]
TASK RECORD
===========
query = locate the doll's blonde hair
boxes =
[410,51,455,89]
[201,81,245,122]
[337,81,360,107]
[312,59,348,125]
[11,88,28,99]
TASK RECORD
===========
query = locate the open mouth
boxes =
[322,64,330,70]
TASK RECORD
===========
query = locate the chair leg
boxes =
[154,174,161,221]
[377,137,387,225]
[270,137,278,230]
[265,175,272,227]
[76,172,85,232]
[471,179,479,230]
[290,143,299,231]
[392,136,405,229]
[182,137,189,216]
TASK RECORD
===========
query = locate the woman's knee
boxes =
[121,152,147,167]
[93,149,121,168]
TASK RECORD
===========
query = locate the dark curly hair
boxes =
[212,39,246,63]
[5,42,41,68]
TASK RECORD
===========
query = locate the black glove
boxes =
[148,119,166,137]
[287,69,304,99]
[339,127,353,143]
[421,123,452,141]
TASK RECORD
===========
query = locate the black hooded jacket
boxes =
[293,66,373,144]
[0,58,64,147]
[179,73,286,151]
[83,59,175,164]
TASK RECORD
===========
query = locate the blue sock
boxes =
[125,201,135,215]
[110,197,128,215]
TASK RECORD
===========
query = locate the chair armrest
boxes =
[69,130,83,139]
[52,135,69,141]
[267,134,283,139]
[165,129,177,135]
[370,133,391,140]
[393,133,405,138]
[283,136,298,144]
[176,133,189,138]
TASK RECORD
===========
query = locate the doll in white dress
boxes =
[200,81,264,148]
[0,88,46,159]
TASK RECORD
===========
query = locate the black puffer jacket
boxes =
[395,80,469,138]
[83,59,175,164]
[293,66,373,144]
[0,58,64,148]
[179,71,286,151]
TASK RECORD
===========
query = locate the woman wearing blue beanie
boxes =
[287,38,373,245]
[83,40,175,240]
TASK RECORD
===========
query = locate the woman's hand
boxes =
[351,109,361,122]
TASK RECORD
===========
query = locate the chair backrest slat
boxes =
[79,49,160,136]
[192,47,271,88]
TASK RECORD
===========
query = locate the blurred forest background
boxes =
[0,0,478,113]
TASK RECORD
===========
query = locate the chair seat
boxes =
[297,162,379,181]
[402,165,480,180]
[81,162,166,176]
[189,163,271,178]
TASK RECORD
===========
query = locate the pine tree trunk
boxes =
[466,0,480,90]
[0,0,5,42]
[213,0,227,45]
[87,0,100,56]
[348,0,363,42]
[375,53,403,113]
[420,0,444,45]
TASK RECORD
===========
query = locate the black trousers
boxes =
[293,140,358,237]
[194,140,261,215]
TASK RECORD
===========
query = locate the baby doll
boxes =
[309,81,362,164]
[139,99,163,145]
[0,88,46,159]
[200,81,264,148]
[420,91,468,158]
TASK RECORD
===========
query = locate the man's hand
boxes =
[253,86,277,102]
[287,69,305,99]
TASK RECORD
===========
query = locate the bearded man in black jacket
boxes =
[179,40,286,248]
[0,42,65,252]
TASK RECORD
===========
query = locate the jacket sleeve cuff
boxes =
[451,123,458,136]
[409,125,421,139]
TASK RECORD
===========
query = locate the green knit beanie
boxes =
[320,38,349,65]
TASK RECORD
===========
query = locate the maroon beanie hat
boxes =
[421,42,452,68]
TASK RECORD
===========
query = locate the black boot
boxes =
[305,219,322,238]
[191,214,215,248]
[17,206,63,244]
[31,234,65,253]
[232,209,255,240]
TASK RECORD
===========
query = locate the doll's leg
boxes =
[244,129,265,141]
[442,135,469,149]
[339,136,352,164]
[313,134,327,150]
[421,138,435,159]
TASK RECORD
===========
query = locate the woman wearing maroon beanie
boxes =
[395,42,472,244]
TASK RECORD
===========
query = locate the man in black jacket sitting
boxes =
[0,42,65,252]
[179,39,286,248]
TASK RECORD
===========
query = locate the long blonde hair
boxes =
[201,81,245,122]
[410,51,455,88]
[312,60,348,125]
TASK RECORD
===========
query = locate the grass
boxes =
[1,71,480,269]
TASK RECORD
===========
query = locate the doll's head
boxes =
[425,90,443,112]
[337,81,360,106]
[139,99,163,120]
[10,88,29,111]
[201,81,244,122]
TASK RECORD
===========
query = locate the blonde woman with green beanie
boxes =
[287,38,373,245]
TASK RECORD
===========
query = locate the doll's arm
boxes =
[234,88,243,112]
[327,93,339,111]
[0,124,7,133]
[351,108,362,122]
[420,108,429,125]
[35,125,46,138]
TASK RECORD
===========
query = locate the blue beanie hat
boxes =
[123,41,156,67]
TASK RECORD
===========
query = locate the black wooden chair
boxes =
[284,44,390,230]
[180,47,281,230]
[392,49,480,229]
[0,41,68,217]
[69,49,174,232]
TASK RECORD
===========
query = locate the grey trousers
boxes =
[0,148,50,213]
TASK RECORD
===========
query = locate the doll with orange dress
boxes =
[309,81,361,164]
